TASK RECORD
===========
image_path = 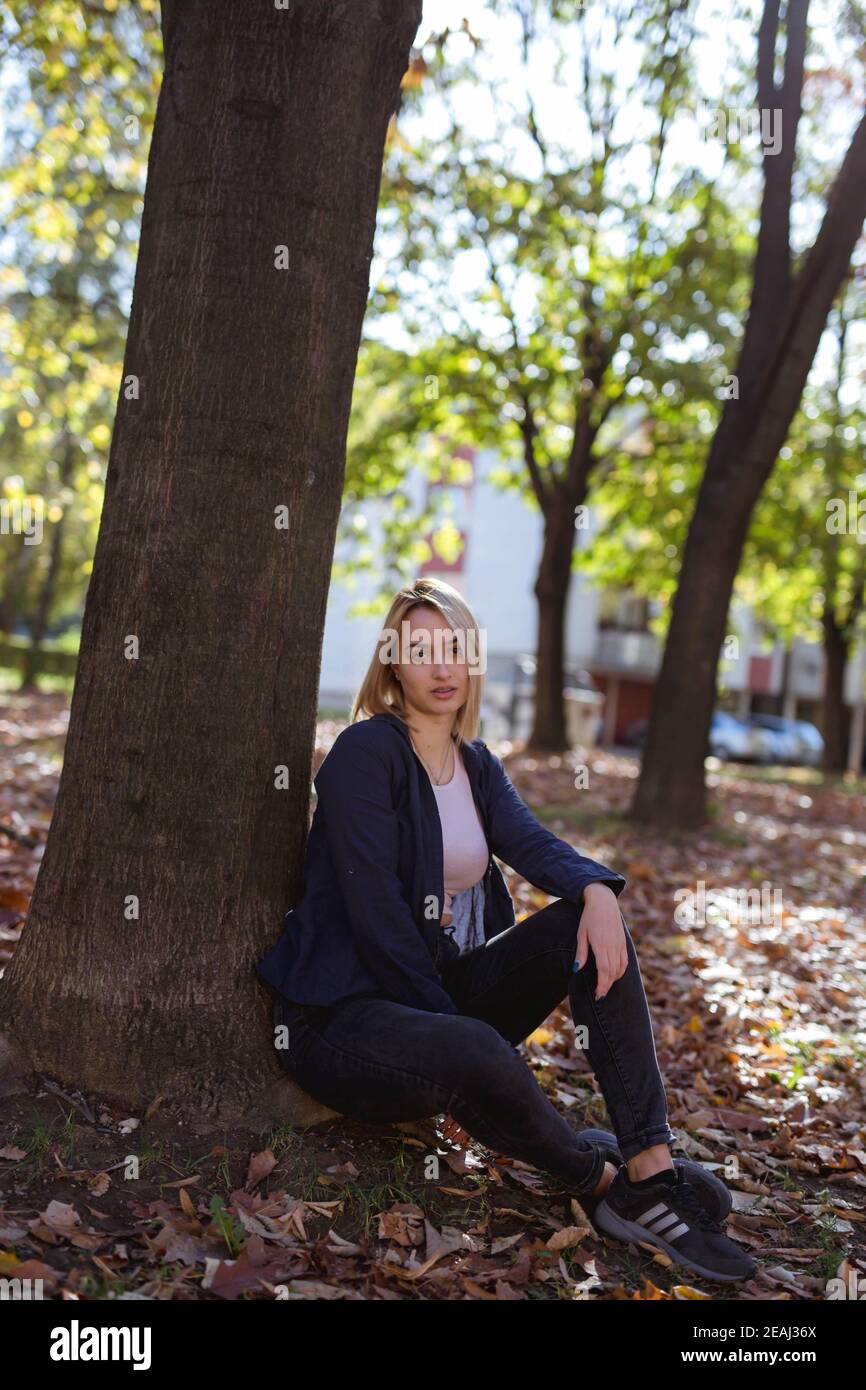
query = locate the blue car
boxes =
[625,711,764,762]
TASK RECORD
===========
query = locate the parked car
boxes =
[746,714,826,766]
[745,714,802,765]
[624,711,764,762]
[708,712,766,762]
[793,720,824,767]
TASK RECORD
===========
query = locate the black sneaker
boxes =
[593,1163,756,1283]
[576,1128,732,1225]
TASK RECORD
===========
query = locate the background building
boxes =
[318,448,862,745]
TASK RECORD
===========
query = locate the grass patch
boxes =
[534,803,630,839]
[0,665,75,694]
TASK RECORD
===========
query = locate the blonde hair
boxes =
[350,577,485,748]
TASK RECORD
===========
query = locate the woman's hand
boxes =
[575,883,628,1001]
[440,1113,470,1145]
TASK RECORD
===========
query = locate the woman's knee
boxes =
[438,1013,528,1088]
[519,896,583,952]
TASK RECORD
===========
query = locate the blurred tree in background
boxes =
[0,0,161,680]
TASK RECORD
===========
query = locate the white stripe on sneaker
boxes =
[636,1202,670,1226]
[662,1222,690,1242]
[636,1201,694,1245]
[647,1211,682,1235]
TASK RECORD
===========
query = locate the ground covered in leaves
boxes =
[0,694,864,1300]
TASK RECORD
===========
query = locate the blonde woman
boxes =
[257,577,753,1284]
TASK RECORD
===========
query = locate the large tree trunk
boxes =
[529,508,576,751]
[631,422,754,824]
[632,0,866,827]
[0,0,421,1122]
[821,612,851,773]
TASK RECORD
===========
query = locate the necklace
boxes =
[410,733,454,785]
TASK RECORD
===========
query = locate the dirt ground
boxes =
[1,694,864,1300]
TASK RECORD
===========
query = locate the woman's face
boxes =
[391,605,471,720]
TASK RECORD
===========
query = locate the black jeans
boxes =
[272,898,675,1196]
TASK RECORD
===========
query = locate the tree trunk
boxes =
[0,536,36,637]
[528,506,576,751]
[632,0,866,828]
[632,413,767,825]
[0,0,421,1123]
[821,612,850,772]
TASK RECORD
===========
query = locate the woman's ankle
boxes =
[626,1145,674,1182]
[591,1160,618,1197]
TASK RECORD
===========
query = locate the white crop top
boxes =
[429,743,490,954]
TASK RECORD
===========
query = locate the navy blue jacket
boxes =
[256,710,627,1016]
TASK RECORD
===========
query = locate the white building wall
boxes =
[316,451,864,720]
[317,449,601,708]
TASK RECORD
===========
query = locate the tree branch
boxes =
[741,0,810,378]
[745,105,866,438]
[518,391,551,514]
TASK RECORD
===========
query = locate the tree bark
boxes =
[0,0,421,1122]
[821,612,850,772]
[523,387,599,752]
[529,507,575,751]
[632,0,866,827]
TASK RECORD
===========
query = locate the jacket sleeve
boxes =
[314,732,459,1015]
[485,749,626,905]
